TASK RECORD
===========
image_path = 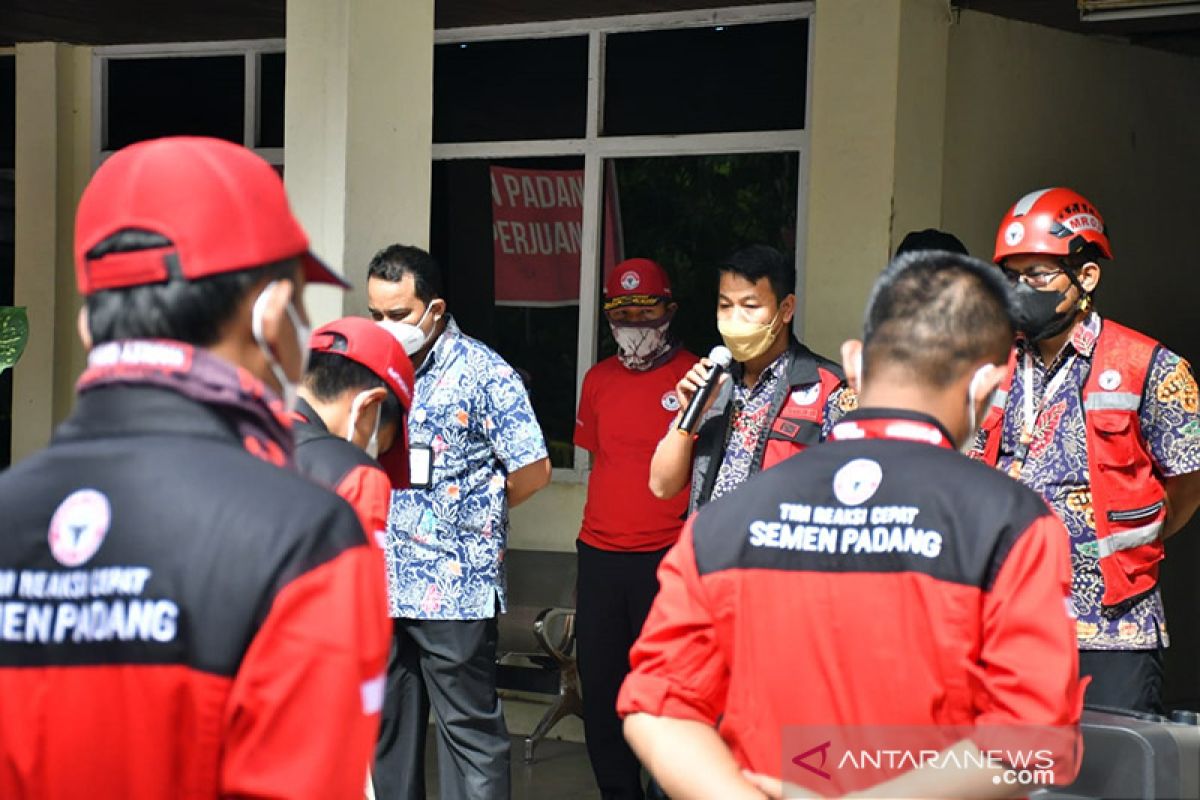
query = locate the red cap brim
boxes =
[302,252,352,289]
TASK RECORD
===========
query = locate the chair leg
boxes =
[524,663,585,763]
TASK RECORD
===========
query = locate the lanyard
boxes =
[1011,349,1075,477]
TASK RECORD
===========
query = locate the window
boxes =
[603,21,808,136]
[431,157,584,467]
[434,37,588,143]
[434,4,813,474]
[97,41,285,166]
[597,153,801,362]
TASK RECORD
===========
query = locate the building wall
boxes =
[943,9,1200,707]
[943,9,1200,365]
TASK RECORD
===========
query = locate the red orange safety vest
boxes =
[976,320,1165,608]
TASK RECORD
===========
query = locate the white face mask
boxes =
[379,302,437,356]
[962,364,995,454]
[251,280,310,413]
[346,390,383,459]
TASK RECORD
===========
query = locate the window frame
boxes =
[92,38,286,169]
[435,3,815,481]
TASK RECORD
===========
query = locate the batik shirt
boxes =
[385,317,548,620]
[708,352,852,503]
[974,313,1200,650]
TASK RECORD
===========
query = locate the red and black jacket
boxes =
[0,385,390,799]
[620,408,1083,787]
[689,338,845,512]
[291,397,392,547]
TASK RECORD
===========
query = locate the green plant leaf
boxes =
[0,307,30,375]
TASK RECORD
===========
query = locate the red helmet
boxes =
[993,187,1112,264]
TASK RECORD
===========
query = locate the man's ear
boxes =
[1078,261,1101,294]
[779,293,797,326]
[349,386,389,447]
[254,279,309,383]
[841,339,864,394]
[76,306,93,351]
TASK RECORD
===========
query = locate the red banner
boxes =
[491,166,624,306]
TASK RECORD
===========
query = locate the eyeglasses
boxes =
[998,265,1066,288]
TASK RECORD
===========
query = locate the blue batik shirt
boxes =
[385,316,548,620]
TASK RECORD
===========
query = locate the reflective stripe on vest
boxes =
[1095,519,1163,558]
[1083,392,1141,412]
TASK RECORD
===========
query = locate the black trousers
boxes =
[373,616,511,800]
[1079,648,1165,715]
[576,540,671,800]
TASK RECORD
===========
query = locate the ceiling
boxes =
[0,0,1198,55]
[956,0,1200,56]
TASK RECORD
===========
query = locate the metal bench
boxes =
[497,548,582,763]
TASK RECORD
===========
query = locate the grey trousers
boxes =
[373,616,511,800]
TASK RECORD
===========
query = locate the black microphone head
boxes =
[708,346,733,369]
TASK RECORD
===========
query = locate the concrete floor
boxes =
[422,730,601,800]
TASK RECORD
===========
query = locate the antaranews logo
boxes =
[781,725,1079,799]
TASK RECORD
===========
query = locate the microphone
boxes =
[677,346,733,435]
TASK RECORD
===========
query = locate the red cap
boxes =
[75,136,350,296]
[310,316,415,490]
[603,258,672,311]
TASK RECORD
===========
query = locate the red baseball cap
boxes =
[603,258,672,311]
[310,316,415,490]
[75,136,350,296]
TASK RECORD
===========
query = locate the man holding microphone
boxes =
[650,244,853,510]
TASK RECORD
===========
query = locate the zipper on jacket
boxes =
[1108,501,1165,522]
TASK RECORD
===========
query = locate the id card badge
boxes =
[409,445,433,489]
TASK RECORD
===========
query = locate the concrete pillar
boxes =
[11,43,92,463]
[803,0,953,356]
[284,0,434,325]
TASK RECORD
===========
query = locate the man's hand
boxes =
[674,357,729,421]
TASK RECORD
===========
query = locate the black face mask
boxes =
[1009,281,1076,342]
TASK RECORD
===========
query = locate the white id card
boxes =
[409,445,432,489]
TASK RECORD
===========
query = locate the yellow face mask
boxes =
[717,308,782,362]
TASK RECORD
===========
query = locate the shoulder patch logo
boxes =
[791,384,821,406]
[661,391,681,412]
[833,459,882,506]
[48,489,112,567]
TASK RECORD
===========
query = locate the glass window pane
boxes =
[107,55,245,150]
[258,52,286,149]
[604,21,808,136]
[434,37,588,143]
[598,153,800,360]
[431,157,585,467]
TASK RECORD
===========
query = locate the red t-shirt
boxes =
[575,349,697,552]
